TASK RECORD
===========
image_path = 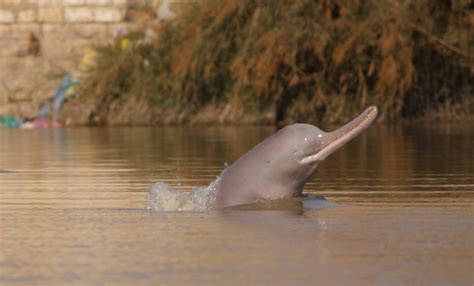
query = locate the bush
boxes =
[79,0,473,125]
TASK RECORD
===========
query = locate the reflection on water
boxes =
[0,123,473,285]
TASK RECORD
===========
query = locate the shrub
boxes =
[79,0,473,125]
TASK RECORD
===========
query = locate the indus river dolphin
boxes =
[215,106,378,208]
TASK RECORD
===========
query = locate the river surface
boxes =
[0,123,473,285]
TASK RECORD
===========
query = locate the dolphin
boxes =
[214,106,378,208]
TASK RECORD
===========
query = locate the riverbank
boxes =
[59,0,472,126]
[2,0,471,127]
[59,92,474,127]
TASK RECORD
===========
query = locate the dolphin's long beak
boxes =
[302,106,378,164]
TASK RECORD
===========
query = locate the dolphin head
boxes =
[298,106,378,165]
[269,106,378,192]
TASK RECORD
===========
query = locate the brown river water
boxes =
[0,123,473,285]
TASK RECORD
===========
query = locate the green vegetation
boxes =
[77,0,473,125]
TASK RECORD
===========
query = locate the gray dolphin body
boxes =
[215,106,378,208]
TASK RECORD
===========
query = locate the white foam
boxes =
[147,178,220,212]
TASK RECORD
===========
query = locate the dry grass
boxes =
[78,0,473,125]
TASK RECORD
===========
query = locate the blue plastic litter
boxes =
[37,75,77,120]
[1,75,78,128]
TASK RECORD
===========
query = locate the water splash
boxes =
[147,178,220,212]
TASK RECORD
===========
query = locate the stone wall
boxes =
[0,0,166,118]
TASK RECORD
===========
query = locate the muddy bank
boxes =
[61,95,273,126]
[60,93,474,126]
